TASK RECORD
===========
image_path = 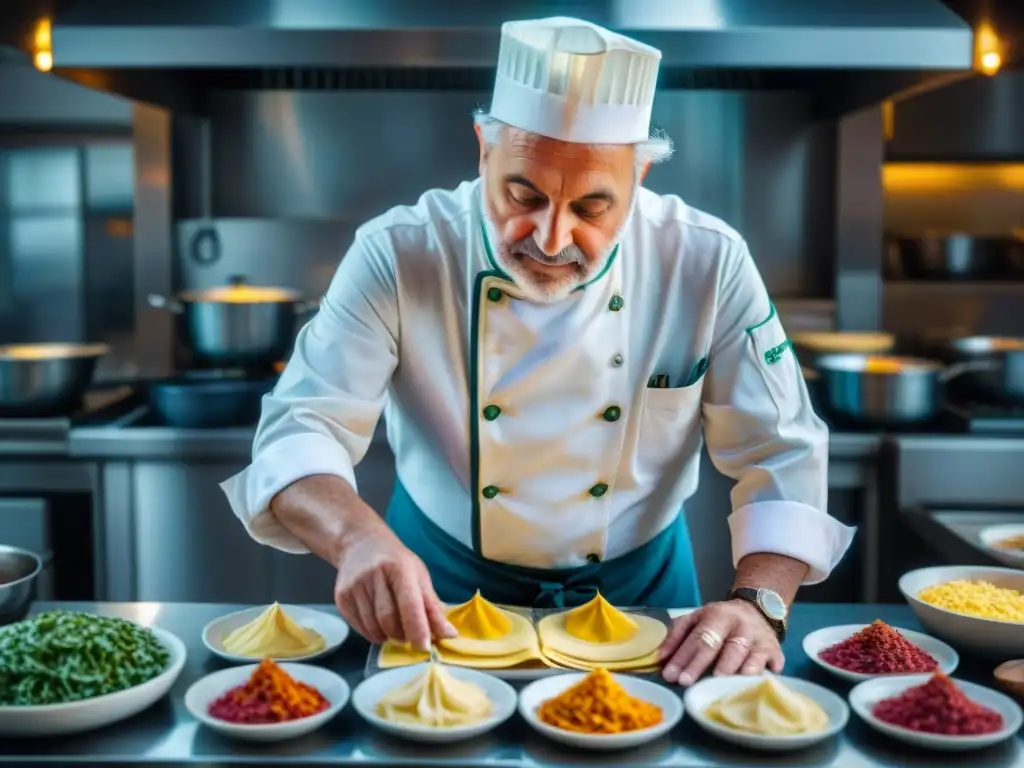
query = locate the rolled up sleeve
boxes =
[701,241,855,584]
[220,231,399,552]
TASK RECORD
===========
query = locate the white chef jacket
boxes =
[222,178,855,583]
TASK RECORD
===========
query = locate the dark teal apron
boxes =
[386,481,701,609]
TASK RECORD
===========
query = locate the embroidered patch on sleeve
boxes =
[764,340,792,366]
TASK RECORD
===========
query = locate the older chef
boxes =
[223,17,855,685]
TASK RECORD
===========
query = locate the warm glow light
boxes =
[974,21,1003,76]
[883,163,1024,193]
[34,18,51,47]
[32,18,53,71]
[980,51,1001,76]
[33,50,52,72]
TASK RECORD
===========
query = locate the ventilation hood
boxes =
[6,0,980,116]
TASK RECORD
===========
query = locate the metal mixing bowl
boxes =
[0,545,42,625]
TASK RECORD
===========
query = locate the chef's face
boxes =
[477,124,648,303]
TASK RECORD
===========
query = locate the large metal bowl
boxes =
[0,545,42,625]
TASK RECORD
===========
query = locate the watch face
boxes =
[757,589,788,621]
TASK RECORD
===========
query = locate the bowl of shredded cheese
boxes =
[977,525,1024,569]
[900,566,1024,658]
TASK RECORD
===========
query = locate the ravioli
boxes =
[378,641,550,670]
[537,592,668,665]
[439,591,538,657]
[220,603,325,658]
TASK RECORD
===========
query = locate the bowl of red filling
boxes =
[849,673,1023,751]
[184,658,349,742]
[803,620,959,682]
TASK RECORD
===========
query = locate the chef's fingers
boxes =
[712,636,752,676]
[416,567,458,639]
[767,646,786,674]
[373,568,405,643]
[740,647,773,675]
[665,617,735,686]
[353,584,386,644]
[658,611,699,662]
[388,562,433,651]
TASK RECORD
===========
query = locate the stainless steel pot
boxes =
[0,545,41,624]
[943,336,1024,404]
[149,276,318,367]
[813,353,988,425]
[885,234,1020,280]
[0,343,109,417]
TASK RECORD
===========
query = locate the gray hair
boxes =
[472,109,674,170]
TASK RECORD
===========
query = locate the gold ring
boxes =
[699,629,722,649]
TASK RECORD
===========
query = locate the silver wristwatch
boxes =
[728,587,789,642]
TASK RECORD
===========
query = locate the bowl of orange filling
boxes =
[518,667,683,750]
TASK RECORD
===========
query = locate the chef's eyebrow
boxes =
[504,174,617,204]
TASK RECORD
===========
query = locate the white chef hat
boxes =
[488,17,661,146]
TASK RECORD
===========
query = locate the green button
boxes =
[483,404,501,421]
[602,405,621,422]
[608,295,624,311]
[482,485,500,499]
[487,287,504,302]
[589,483,609,498]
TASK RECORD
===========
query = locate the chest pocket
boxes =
[636,382,704,474]
[746,310,801,422]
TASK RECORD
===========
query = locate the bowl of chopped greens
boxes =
[0,609,186,736]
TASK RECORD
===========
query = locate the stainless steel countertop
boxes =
[65,426,884,462]
[3,602,1020,767]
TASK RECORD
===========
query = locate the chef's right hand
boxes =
[333,527,456,650]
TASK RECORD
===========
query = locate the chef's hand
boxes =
[333,527,457,650]
[658,599,784,686]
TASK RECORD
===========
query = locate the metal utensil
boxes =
[0,343,109,417]
[813,353,989,425]
[0,545,42,625]
[148,275,318,367]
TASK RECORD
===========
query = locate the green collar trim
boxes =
[745,302,777,334]
[477,217,619,292]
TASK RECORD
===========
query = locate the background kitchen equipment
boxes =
[0,343,109,417]
[791,331,896,367]
[148,276,317,368]
[938,336,1024,405]
[0,544,42,624]
[147,371,277,428]
[885,235,1024,281]
[811,353,991,426]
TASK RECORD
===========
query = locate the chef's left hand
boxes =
[659,599,784,686]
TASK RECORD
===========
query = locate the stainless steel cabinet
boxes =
[125,426,396,604]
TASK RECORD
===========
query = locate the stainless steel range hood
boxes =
[39,0,977,115]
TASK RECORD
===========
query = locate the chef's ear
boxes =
[638,161,652,184]
[474,123,489,174]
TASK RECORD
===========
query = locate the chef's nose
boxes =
[534,210,573,256]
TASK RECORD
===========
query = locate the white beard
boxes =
[481,190,637,305]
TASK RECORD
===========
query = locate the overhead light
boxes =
[33,50,53,72]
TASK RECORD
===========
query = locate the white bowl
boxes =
[803,624,959,683]
[978,525,1024,569]
[352,663,517,743]
[0,627,186,737]
[184,662,349,742]
[849,674,1023,751]
[684,675,848,752]
[519,672,683,751]
[899,566,1024,658]
[202,605,349,663]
